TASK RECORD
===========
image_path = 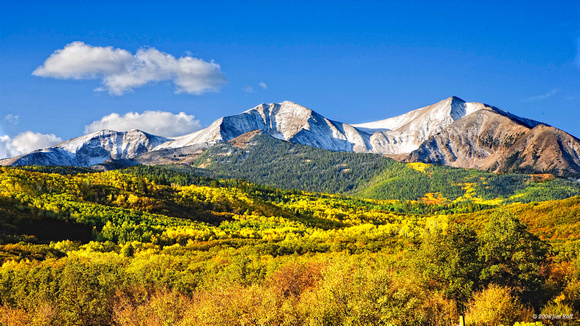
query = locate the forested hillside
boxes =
[191,133,580,203]
[190,132,393,194]
[0,166,578,325]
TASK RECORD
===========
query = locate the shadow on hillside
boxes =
[12,219,93,243]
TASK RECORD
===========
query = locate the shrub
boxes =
[465,284,526,326]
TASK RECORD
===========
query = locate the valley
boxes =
[0,164,579,325]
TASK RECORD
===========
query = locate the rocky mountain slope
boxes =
[154,101,371,152]
[0,129,168,167]
[407,107,580,176]
[353,96,544,155]
[2,97,579,177]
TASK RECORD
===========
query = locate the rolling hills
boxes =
[0,165,579,324]
[2,97,580,324]
[176,130,580,204]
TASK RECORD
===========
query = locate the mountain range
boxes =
[3,96,580,177]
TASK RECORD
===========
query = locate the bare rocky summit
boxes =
[406,103,580,177]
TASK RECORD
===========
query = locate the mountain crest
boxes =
[3,97,580,177]
[156,100,370,153]
[241,101,315,139]
[1,129,169,167]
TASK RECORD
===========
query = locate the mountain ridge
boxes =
[0,129,168,167]
[154,101,371,153]
[2,97,579,177]
[407,109,580,176]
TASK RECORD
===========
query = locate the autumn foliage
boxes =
[0,166,579,325]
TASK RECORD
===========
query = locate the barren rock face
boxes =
[494,125,580,176]
[407,109,580,177]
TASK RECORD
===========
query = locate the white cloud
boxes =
[0,132,62,159]
[243,82,267,93]
[525,88,559,102]
[3,114,19,125]
[84,111,202,137]
[33,42,227,95]
[0,136,11,159]
[32,42,133,79]
[11,132,62,154]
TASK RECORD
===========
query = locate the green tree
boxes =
[478,212,549,306]
[418,223,481,310]
[58,257,123,325]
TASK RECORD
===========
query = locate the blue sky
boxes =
[0,1,579,157]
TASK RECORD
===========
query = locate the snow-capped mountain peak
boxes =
[4,96,576,177]
[155,101,371,152]
[353,96,481,132]
[1,129,169,167]
[350,96,496,154]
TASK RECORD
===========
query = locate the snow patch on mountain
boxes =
[353,96,524,154]
[155,101,372,153]
[1,129,169,167]
[1,96,555,171]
